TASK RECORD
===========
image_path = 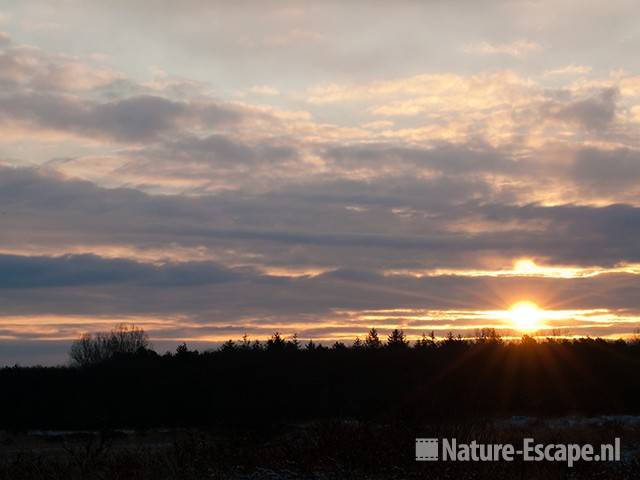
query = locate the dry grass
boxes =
[2,417,640,479]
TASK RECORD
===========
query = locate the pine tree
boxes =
[387,329,409,348]
[364,328,382,349]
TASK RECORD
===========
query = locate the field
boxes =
[2,417,640,479]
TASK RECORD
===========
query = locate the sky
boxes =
[1,0,640,365]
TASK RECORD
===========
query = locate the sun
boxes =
[508,301,543,331]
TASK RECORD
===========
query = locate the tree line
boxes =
[2,324,639,430]
[67,323,534,367]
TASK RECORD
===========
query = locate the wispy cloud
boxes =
[544,64,592,76]
[462,40,542,57]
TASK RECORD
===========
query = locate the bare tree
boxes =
[70,324,150,367]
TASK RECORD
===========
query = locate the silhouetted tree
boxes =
[289,333,301,350]
[364,328,382,349]
[176,342,189,356]
[266,332,286,351]
[69,324,150,367]
[175,342,199,360]
[442,331,465,347]
[220,340,237,352]
[475,328,503,344]
[414,331,436,349]
[387,329,409,349]
[240,334,252,350]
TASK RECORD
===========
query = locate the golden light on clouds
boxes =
[340,306,640,340]
[385,259,640,279]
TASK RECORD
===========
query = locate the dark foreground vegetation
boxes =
[2,326,640,430]
[2,419,640,480]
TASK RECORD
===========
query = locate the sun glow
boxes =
[514,259,538,273]
[508,301,543,331]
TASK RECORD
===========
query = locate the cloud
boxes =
[0,43,123,91]
[0,254,242,288]
[3,164,640,275]
[0,38,289,146]
[462,40,542,57]
[1,252,640,350]
[544,64,592,77]
[147,134,297,167]
[0,93,249,142]
[323,143,519,175]
[0,93,182,141]
[87,95,189,141]
[0,31,10,47]
[572,147,640,194]
[300,70,637,151]
[248,85,280,96]
[549,87,618,131]
[263,28,323,47]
